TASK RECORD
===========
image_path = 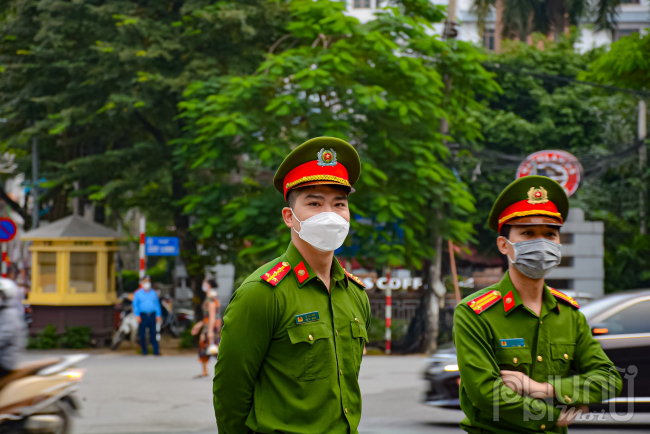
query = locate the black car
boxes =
[423,290,650,412]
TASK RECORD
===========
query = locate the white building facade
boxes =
[344,0,650,52]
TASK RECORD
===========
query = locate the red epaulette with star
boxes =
[260,261,291,287]
[344,269,366,288]
[549,288,580,309]
[467,290,502,314]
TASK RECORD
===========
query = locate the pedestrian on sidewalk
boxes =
[193,278,220,378]
[133,275,161,356]
[214,137,371,434]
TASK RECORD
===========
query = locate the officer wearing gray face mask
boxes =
[452,176,621,434]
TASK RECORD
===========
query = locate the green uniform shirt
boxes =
[453,272,622,434]
[213,242,371,434]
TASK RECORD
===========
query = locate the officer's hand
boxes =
[156,316,162,323]
[501,370,555,398]
[557,405,589,426]
[136,316,142,324]
[501,370,526,395]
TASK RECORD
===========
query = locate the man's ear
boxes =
[282,207,294,228]
[496,236,509,255]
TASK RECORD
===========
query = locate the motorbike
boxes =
[0,354,87,434]
[159,294,194,338]
[110,293,138,351]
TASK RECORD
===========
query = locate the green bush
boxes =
[179,325,200,349]
[60,326,92,349]
[28,325,60,349]
[121,270,140,293]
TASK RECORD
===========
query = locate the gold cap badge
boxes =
[527,186,549,204]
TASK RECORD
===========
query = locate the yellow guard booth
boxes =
[23,215,123,342]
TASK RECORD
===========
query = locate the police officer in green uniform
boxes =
[453,176,622,433]
[213,137,371,434]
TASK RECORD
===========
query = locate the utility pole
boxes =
[423,0,459,355]
[32,135,39,229]
[640,99,647,235]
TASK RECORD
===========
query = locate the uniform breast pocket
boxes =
[550,343,575,376]
[494,348,532,374]
[286,322,333,381]
[350,319,368,374]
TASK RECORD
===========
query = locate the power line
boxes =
[483,63,650,98]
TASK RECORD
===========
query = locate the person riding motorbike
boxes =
[0,278,26,380]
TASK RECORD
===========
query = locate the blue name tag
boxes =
[295,311,320,325]
[500,338,525,348]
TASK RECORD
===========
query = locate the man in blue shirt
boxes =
[132,275,162,356]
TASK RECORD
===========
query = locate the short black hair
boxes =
[286,185,351,209]
[499,224,561,239]
[206,279,218,289]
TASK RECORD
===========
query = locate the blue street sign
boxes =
[0,218,17,242]
[145,236,179,256]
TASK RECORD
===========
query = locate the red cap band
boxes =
[283,160,350,199]
[498,199,562,232]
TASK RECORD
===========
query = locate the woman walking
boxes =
[192,278,221,378]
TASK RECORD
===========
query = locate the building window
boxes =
[620,0,640,4]
[38,252,57,293]
[353,0,372,8]
[545,279,573,290]
[107,253,115,292]
[483,29,495,51]
[69,252,97,293]
[559,233,573,244]
[614,29,640,42]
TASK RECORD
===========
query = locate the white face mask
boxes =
[291,209,350,252]
[142,282,151,290]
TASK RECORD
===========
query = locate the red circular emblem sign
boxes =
[516,150,583,197]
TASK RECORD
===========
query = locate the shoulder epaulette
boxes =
[467,290,502,314]
[260,261,291,287]
[344,269,366,289]
[549,288,580,309]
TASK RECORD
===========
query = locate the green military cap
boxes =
[488,176,569,232]
[273,137,361,200]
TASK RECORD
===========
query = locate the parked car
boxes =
[423,290,650,412]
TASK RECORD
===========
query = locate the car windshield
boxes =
[580,293,637,321]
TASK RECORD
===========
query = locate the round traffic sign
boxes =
[516,150,583,197]
[0,218,17,242]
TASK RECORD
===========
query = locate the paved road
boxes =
[20,351,650,434]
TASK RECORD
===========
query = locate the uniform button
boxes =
[344,408,348,414]
[354,317,358,321]
[513,357,518,364]
[336,330,339,336]
[541,424,546,430]
[540,321,543,324]
[537,355,543,362]
[339,369,342,375]
[564,395,572,403]
[309,335,313,341]
[564,353,569,360]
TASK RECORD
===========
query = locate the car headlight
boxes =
[444,364,459,372]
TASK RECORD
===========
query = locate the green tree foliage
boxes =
[456,34,649,292]
[582,31,650,91]
[175,0,499,275]
[0,0,287,283]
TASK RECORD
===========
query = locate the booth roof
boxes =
[23,215,123,239]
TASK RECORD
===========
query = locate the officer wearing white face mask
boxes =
[214,137,371,434]
[452,176,621,434]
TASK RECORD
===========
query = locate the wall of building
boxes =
[344,0,650,52]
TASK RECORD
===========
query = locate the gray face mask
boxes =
[506,238,562,280]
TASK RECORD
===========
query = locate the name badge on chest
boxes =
[295,311,320,325]
[500,338,525,348]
